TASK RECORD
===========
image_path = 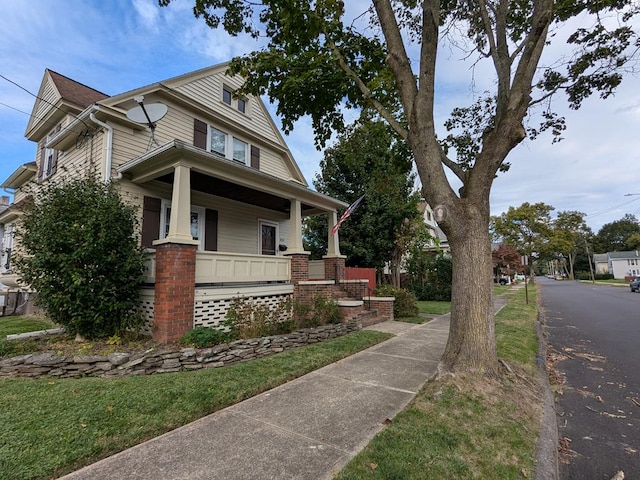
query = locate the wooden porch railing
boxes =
[143,251,291,284]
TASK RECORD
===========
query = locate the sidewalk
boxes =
[60,300,507,480]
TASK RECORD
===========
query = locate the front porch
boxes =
[118,140,361,341]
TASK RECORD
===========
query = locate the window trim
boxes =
[160,200,206,251]
[206,124,250,166]
[221,84,248,114]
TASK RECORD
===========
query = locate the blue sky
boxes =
[1,0,639,232]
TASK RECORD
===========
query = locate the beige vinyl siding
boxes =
[259,149,292,180]
[173,73,289,151]
[192,191,291,255]
[29,79,58,134]
[115,182,292,254]
[55,130,104,180]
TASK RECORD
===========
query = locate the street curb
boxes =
[533,310,560,480]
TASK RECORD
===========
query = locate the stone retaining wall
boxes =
[0,322,360,379]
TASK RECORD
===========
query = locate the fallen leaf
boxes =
[80,424,87,428]
[106,406,114,412]
[369,463,378,471]
[48,381,55,385]
[596,396,604,403]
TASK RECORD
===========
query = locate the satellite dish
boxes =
[126,103,168,125]
[125,96,168,149]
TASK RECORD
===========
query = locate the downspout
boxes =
[89,109,113,183]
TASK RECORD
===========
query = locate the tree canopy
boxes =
[304,117,420,275]
[164,0,640,375]
[594,214,640,253]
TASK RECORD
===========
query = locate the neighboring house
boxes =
[419,202,449,252]
[606,251,640,279]
[0,65,393,340]
[592,253,609,275]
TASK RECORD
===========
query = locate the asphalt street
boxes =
[539,277,640,479]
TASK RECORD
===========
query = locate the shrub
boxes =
[225,296,295,338]
[575,272,614,280]
[179,326,236,348]
[375,285,418,317]
[15,176,147,339]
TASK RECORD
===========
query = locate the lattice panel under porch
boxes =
[136,289,155,335]
[194,292,293,328]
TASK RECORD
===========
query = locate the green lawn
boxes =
[417,300,451,315]
[336,287,540,480]
[0,330,392,480]
[0,315,54,337]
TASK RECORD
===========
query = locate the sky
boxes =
[1,0,639,233]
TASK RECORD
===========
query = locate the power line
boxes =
[0,73,92,131]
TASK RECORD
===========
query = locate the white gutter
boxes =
[89,110,113,183]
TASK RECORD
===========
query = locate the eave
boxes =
[1,162,37,190]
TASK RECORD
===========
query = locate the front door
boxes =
[260,222,277,255]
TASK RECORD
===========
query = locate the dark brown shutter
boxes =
[250,145,260,170]
[204,209,218,251]
[194,118,207,150]
[141,196,161,248]
[37,140,45,182]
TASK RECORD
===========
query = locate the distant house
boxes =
[0,64,393,338]
[606,251,640,279]
[419,202,449,252]
[592,253,609,275]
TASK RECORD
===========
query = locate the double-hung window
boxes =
[210,127,227,157]
[160,201,205,250]
[232,138,248,163]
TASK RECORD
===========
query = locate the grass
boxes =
[396,316,429,324]
[336,285,540,480]
[0,330,392,480]
[0,315,55,337]
[417,301,451,315]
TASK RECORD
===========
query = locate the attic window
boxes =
[237,97,246,113]
[222,85,247,114]
[222,86,232,105]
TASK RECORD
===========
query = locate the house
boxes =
[605,251,640,279]
[592,253,609,275]
[419,202,449,252]
[0,65,393,340]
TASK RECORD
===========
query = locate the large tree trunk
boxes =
[439,203,499,376]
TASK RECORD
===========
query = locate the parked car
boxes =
[630,277,640,292]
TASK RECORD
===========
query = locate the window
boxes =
[222,85,247,113]
[41,129,59,180]
[237,97,246,113]
[210,127,227,157]
[160,202,205,250]
[233,138,247,163]
[1,223,15,272]
[222,86,232,105]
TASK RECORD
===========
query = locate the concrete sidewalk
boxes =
[60,301,507,480]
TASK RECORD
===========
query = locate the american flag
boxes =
[330,195,365,236]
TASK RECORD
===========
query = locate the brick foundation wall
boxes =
[153,243,197,342]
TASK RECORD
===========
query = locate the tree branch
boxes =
[372,0,418,119]
[440,149,466,182]
[326,38,408,139]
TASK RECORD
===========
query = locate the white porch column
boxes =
[287,198,308,254]
[326,210,341,256]
[154,163,199,246]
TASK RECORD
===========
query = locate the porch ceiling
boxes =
[156,171,315,214]
[118,140,348,215]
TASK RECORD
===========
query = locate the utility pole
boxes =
[584,237,596,284]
